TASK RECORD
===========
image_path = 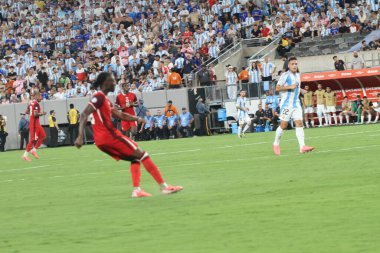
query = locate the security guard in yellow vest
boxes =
[48,110,60,147]
[67,104,80,145]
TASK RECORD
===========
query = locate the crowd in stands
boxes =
[0,0,379,105]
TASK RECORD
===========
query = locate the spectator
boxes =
[140,110,155,141]
[168,69,182,89]
[154,109,167,140]
[254,104,265,126]
[0,115,7,152]
[239,67,249,91]
[351,52,365,70]
[164,100,179,117]
[225,65,238,99]
[333,56,347,71]
[18,113,29,150]
[265,90,279,112]
[178,107,194,138]
[48,110,60,148]
[167,110,179,139]
[261,57,276,93]
[360,40,369,51]
[67,104,79,146]
[197,65,211,87]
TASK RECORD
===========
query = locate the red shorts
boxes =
[30,125,46,141]
[121,120,137,132]
[96,135,139,161]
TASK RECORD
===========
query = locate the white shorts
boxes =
[238,114,251,125]
[280,106,303,122]
[374,108,380,113]
[304,106,314,114]
[326,106,336,113]
[317,104,326,115]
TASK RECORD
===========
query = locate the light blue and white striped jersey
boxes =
[175,57,185,69]
[262,62,275,77]
[236,96,249,119]
[248,67,261,83]
[277,71,301,110]
[208,45,219,58]
[225,71,238,85]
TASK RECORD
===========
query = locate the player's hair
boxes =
[288,56,297,62]
[93,72,112,89]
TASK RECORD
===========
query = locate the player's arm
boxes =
[115,96,125,110]
[75,104,95,149]
[111,108,145,123]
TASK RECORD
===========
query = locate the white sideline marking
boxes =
[0,144,376,184]
[152,149,201,156]
[0,165,50,173]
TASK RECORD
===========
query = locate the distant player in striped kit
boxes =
[236,90,251,138]
[273,57,314,155]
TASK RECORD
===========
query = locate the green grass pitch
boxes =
[0,125,379,253]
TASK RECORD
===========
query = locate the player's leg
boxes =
[361,110,367,124]
[31,126,46,159]
[356,108,362,123]
[293,108,314,153]
[23,127,36,161]
[339,112,344,125]
[366,111,372,124]
[273,107,291,155]
[242,115,251,135]
[317,105,323,127]
[373,111,379,123]
[131,147,183,195]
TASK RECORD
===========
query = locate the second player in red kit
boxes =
[75,72,183,198]
[23,91,47,161]
[115,83,138,135]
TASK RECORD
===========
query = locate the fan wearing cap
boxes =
[48,110,60,148]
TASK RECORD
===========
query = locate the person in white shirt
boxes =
[225,66,238,100]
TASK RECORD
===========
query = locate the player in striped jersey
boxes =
[236,90,251,138]
[273,57,314,155]
[302,85,314,128]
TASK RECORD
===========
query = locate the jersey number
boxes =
[282,109,290,116]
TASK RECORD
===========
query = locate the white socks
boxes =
[242,124,250,133]
[23,151,29,156]
[327,114,331,125]
[339,115,343,124]
[238,126,242,136]
[333,114,337,125]
[296,127,305,148]
[375,115,379,123]
[324,115,328,125]
[274,127,284,145]
[361,116,364,124]
[318,115,323,126]
[367,115,372,123]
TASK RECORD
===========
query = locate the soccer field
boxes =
[0,125,379,253]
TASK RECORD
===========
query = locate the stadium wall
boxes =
[0,89,189,151]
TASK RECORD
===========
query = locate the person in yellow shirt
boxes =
[48,110,60,147]
[67,104,80,146]
[35,0,45,9]
[302,85,314,128]
[361,96,373,124]
[324,86,337,125]
[339,96,355,125]
[314,83,328,127]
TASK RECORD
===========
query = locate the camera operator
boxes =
[0,114,8,152]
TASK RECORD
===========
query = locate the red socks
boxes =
[141,156,164,185]
[34,138,44,149]
[130,161,141,188]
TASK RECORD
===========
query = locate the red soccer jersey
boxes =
[115,92,137,116]
[27,99,41,124]
[89,91,124,145]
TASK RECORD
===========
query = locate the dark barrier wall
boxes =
[0,89,189,151]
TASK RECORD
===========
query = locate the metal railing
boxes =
[247,36,282,64]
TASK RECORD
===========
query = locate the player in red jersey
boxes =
[74,73,183,198]
[115,83,138,137]
[23,91,47,161]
